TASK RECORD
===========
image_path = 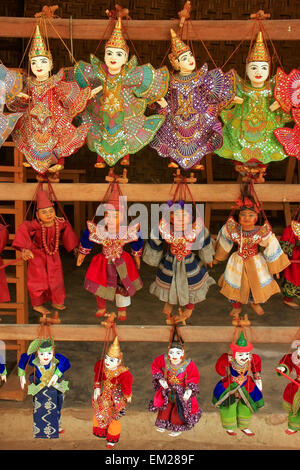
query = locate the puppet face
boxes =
[168,347,184,365]
[238,209,258,230]
[37,206,56,226]
[246,61,269,87]
[104,47,128,75]
[38,349,54,365]
[105,355,121,370]
[30,56,53,80]
[170,209,192,232]
[235,351,251,366]
[104,209,122,233]
[176,50,196,74]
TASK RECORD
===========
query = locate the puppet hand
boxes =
[91,85,103,98]
[183,389,192,401]
[157,98,168,108]
[21,249,34,261]
[275,273,280,279]
[233,96,243,104]
[20,376,26,389]
[269,100,280,112]
[17,92,30,100]
[276,366,286,373]
[76,253,86,266]
[159,379,168,389]
[94,387,101,401]
[1,375,6,382]
[48,374,58,387]
[212,258,219,265]
[134,256,141,270]
[254,379,262,391]
[126,396,132,403]
[207,261,213,268]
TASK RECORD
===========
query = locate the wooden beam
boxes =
[0,18,299,41]
[0,324,297,344]
[0,183,300,202]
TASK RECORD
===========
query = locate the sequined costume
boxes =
[74,55,169,166]
[18,351,70,439]
[280,222,300,301]
[212,352,264,430]
[8,69,92,174]
[0,64,23,147]
[143,219,215,306]
[215,74,291,164]
[149,353,201,432]
[79,221,143,311]
[93,358,132,444]
[150,65,236,169]
[274,68,300,158]
[0,224,10,302]
[214,216,290,304]
[277,350,300,432]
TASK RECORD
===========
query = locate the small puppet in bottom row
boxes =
[18,338,70,439]
[0,356,7,383]
[212,332,264,436]
[149,330,201,436]
[92,336,133,449]
[276,339,300,435]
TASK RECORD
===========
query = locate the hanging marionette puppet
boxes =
[74,16,169,168]
[0,63,25,147]
[150,28,237,170]
[149,326,201,436]
[0,355,7,383]
[77,181,143,321]
[215,30,291,181]
[18,337,70,438]
[280,217,300,309]
[0,218,10,304]
[273,68,300,161]
[276,339,300,435]
[213,185,290,323]
[212,331,263,436]
[143,180,215,325]
[12,187,79,316]
[93,335,132,448]
[7,20,102,178]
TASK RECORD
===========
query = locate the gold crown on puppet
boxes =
[29,24,52,61]
[105,17,129,55]
[168,28,191,70]
[107,336,122,359]
[247,31,270,63]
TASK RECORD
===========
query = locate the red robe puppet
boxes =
[12,190,79,309]
[277,340,300,433]
[0,224,10,302]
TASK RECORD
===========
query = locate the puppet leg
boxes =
[94,155,106,168]
[236,400,254,435]
[92,414,107,438]
[116,294,130,321]
[286,409,300,433]
[219,401,238,433]
[120,154,130,166]
[106,419,121,448]
[95,297,106,317]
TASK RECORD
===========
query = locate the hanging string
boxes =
[69,16,74,64]
[188,19,218,68]
[221,24,255,70]
[94,17,115,57]
[259,19,284,70]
